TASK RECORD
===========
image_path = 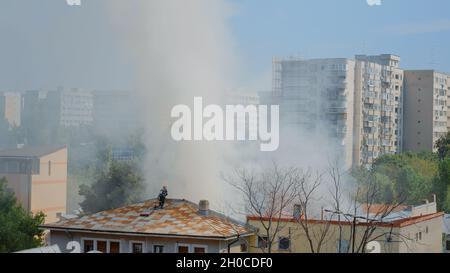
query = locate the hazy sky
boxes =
[1,0,449,91]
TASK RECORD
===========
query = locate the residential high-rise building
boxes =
[272,57,355,168]
[59,87,93,128]
[21,90,60,145]
[403,70,450,152]
[272,54,404,168]
[3,92,21,127]
[354,54,404,166]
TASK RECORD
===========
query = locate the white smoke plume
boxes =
[105,0,349,210]
[106,0,240,204]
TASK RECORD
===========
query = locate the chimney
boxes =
[198,200,210,216]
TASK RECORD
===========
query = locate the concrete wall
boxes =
[404,71,438,152]
[31,148,67,223]
[247,216,443,253]
[1,173,31,210]
[399,215,443,253]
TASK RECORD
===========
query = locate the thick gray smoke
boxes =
[105,0,348,209]
[106,0,240,204]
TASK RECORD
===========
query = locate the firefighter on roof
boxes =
[157,186,168,209]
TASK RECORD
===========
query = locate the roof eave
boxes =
[40,225,254,241]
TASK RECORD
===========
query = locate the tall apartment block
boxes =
[354,55,404,166]
[272,54,404,168]
[59,87,93,128]
[0,92,21,127]
[403,70,450,152]
[272,57,356,169]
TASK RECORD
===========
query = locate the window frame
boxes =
[81,238,121,253]
[176,243,191,253]
[152,244,165,254]
[129,240,146,253]
[192,244,208,254]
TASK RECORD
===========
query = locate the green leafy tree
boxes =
[434,158,450,212]
[435,132,450,160]
[352,153,438,206]
[0,178,45,253]
[79,160,145,214]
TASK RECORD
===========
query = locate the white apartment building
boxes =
[59,88,93,128]
[354,54,404,166]
[403,70,450,152]
[273,57,355,169]
[272,54,404,168]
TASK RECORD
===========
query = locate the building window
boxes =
[193,246,206,253]
[83,239,121,253]
[131,242,144,253]
[446,240,450,251]
[177,245,190,253]
[278,237,290,251]
[153,245,164,253]
[110,241,120,253]
[83,240,94,253]
[97,241,107,253]
[258,236,269,249]
[48,160,52,176]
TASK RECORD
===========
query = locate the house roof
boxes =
[42,199,254,240]
[362,204,409,215]
[0,145,66,158]
[247,212,444,228]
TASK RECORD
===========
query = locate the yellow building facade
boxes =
[0,146,67,223]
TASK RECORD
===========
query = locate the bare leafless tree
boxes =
[350,175,409,253]
[293,169,335,253]
[224,163,298,253]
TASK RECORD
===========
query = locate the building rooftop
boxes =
[247,212,444,228]
[42,199,254,240]
[0,145,66,158]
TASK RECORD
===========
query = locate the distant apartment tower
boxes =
[0,92,21,127]
[272,54,404,168]
[59,87,93,127]
[273,57,355,168]
[354,54,404,165]
[0,146,67,223]
[403,71,450,152]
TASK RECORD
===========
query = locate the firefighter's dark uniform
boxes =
[158,188,168,209]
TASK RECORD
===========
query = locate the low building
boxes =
[41,199,254,253]
[247,202,444,253]
[0,145,68,223]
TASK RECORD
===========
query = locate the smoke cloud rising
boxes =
[106,0,347,207]
[106,0,240,203]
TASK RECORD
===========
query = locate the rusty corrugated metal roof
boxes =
[43,199,253,239]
